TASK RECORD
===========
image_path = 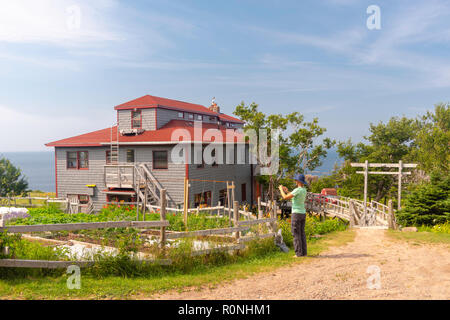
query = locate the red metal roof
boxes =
[218,113,244,123]
[114,94,244,123]
[46,120,245,147]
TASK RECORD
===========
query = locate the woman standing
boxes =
[279,173,308,257]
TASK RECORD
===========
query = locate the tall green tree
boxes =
[0,158,29,197]
[336,116,420,202]
[413,103,450,174]
[234,101,334,201]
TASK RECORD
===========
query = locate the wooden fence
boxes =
[0,196,68,208]
[0,191,277,269]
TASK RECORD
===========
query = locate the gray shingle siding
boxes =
[56,147,108,212]
[56,145,186,211]
[187,144,252,208]
[55,143,251,212]
[118,109,156,131]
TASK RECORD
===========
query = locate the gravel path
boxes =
[152,229,450,300]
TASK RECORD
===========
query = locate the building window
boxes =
[78,195,90,205]
[196,114,203,121]
[131,110,141,129]
[126,149,135,163]
[241,183,247,202]
[209,116,216,121]
[212,149,218,167]
[188,113,194,120]
[219,189,227,205]
[67,151,89,169]
[153,150,168,169]
[106,150,111,164]
[78,151,89,169]
[178,112,184,118]
[196,146,205,168]
[194,191,211,208]
[67,152,78,169]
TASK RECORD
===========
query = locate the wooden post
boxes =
[231,181,235,204]
[143,185,148,221]
[271,200,278,233]
[136,194,139,221]
[233,200,240,242]
[160,189,167,248]
[257,196,262,219]
[272,200,277,219]
[363,160,368,226]
[28,196,32,207]
[183,178,189,228]
[217,201,221,216]
[398,160,403,211]
[226,182,231,220]
[388,199,396,230]
[348,201,355,227]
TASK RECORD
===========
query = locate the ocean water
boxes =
[0,149,341,193]
[0,151,55,192]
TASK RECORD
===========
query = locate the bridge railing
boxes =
[306,192,392,227]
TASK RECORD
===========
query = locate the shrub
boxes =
[418,222,450,234]
[396,172,450,227]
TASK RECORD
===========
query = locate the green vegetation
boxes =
[1,204,348,282]
[0,229,355,299]
[0,157,28,197]
[418,222,450,234]
[311,103,449,201]
[8,204,230,232]
[233,101,334,200]
[413,103,450,174]
[396,172,450,226]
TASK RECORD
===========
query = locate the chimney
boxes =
[209,97,220,113]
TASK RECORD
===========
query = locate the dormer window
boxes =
[196,114,203,121]
[178,112,184,118]
[188,113,194,120]
[131,110,141,129]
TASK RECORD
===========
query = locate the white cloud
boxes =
[0,0,121,46]
[0,105,108,151]
[245,0,450,88]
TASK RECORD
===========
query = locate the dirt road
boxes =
[153,228,450,299]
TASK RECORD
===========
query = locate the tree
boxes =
[336,116,420,202]
[0,158,29,197]
[414,103,450,174]
[233,101,334,202]
[395,171,450,226]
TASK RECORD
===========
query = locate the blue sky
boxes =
[0,0,449,151]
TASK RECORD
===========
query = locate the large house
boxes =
[46,95,256,212]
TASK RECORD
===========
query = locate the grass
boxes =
[0,229,355,300]
[386,229,450,245]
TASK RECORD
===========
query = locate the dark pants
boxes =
[291,213,307,256]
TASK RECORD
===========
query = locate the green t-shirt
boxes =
[291,187,307,214]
